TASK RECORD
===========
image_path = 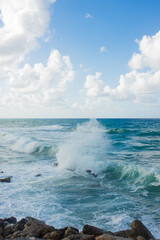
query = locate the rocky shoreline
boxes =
[0,216,156,240]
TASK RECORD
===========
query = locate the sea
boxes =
[0,118,160,237]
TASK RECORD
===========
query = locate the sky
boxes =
[0,0,160,118]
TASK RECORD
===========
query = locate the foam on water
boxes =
[56,119,107,173]
[1,133,56,156]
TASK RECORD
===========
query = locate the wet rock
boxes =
[41,226,56,237]
[44,231,61,240]
[86,170,97,178]
[63,234,81,240]
[0,228,3,236]
[4,216,17,225]
[82,225,105,237]
[81,234,95,240]
[16,218,28,231]
[0,177,11,183]
[22,217,55,238]
[96,233,134,240]
[56,227,68,238]
[3,224,15,237]
[129,220,155,240]
[53,162,59,167]
[35,174,42,177]
[13,230,21,238]
[0,219,5,230]
[64,227,79,237]
[113,230,129,238]
[136,236,146,240]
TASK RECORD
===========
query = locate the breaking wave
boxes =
[56,119,108,173]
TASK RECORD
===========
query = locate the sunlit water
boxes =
[0,118,160,237]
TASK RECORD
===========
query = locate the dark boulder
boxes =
[82,225,105,236]
[41,226,56,237]
[0,220,5,230]
[0,177,11,183]
[43,231,61,240]
[21,217,55,238]
[96,233,134,240]
[3,224,15,237]
[128,220,155,240]
[16,218,28,231]
[64,227,79,237]
[4,216,17,225]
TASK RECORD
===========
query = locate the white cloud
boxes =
[1,49,74,108]
[84,72,104,97]
[85,13,93,19]
[129,31,160,70]
[100,46,107,52]
[0,0,76,112]
[0,0,53,69]
[83,31,160,105]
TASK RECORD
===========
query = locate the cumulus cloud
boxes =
[0,0,76,112]
[129,31,160,70]
[0,0,54,69]
[100,46,107,52]
[83,30,160,105]
[1,49,74,107]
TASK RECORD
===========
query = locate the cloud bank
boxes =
[83,30,160,106]
[0,0,74,111]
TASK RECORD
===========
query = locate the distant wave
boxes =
[11,137,57,155]
[33,125,64,131]
[1,133,57,156]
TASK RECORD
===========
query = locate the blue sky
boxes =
[0,0,160,118]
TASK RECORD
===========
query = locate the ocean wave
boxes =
[56,119,108,172]
[101,161,160,193]
[33,125,64,131]
[7,135,57,156]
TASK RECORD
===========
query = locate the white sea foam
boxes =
[11,137,39,154]
[34,125,64,131]
[56,119,107,173]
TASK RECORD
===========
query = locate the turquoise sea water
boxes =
[0,119,160,237]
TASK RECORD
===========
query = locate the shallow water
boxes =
[0,118,160,237]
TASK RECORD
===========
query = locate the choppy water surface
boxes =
[0,119,160,237]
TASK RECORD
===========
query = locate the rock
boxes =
[82,225,105,236]
[16,218,28,231]
[86,170,97,178]
[129,220,155,240]
[81,235,95,240]
[13,230,21,238]
[0,220,5,230]
[35,174,42,177]
[3,224,15,237]
[0,177,11,183]
[53,162,59,167]
[113,230,129,238]
[0,228,3,236]
[96,233,134,240]
[62,234,81,240]
[4,216,17,225]
[44,231,61,240]
[21,217,55,238]
[56,227,68,238]
[136,236,146,240]
[64,227,79,237]
[41,226,56,237]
